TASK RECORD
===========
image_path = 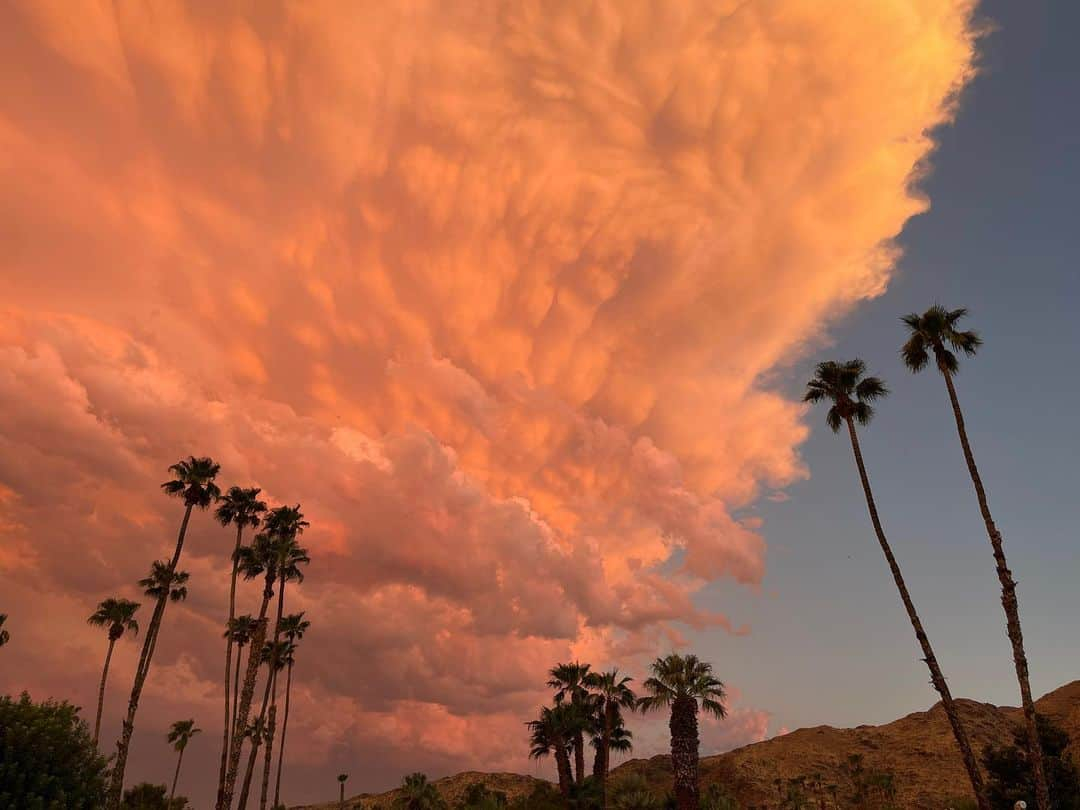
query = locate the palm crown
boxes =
[527,704,577,760]
[638,654,727,719]
[901,305,982,374]
[168,718,201,751]
[225,614,259,645]
[88,598,141,641]
[586,669,637,712]
[216,486,268,531]
[279,612,311,643]
[139,562,190,602]
[397,772,445,810]
[548,661,593,706]
[803,359,889,433]
[161,456,222,508]
[260,640,292,671]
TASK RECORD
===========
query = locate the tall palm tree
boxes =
[338,774,349,810]
[225,615,258,760]
[167,719,201,806]
[548,662,594,785]
[87,597,141,745]
[273,612,311,809]
[222,505,307,810]
[396,772,446,810]
[0,614,8,648]
[902,305,1049,809]
[805,358,990,810]
[108,456,219,810]
[638,654,726,810]
[215,486,267,804]
[527,705,576,797]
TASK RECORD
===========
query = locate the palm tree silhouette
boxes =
[396,773,445,810]
[273,612,311,809]
[338,773,349,810]
[902,305,1049,809]
[215,486,267,805]
[224,615,258,765]
[108,456,219,809]
[223,505,307,810]
[87,597,140,745]
[548,662,593,785]
[585,668,636,807]
[167,718,201,805]
[528,704,576,797]
[638,654,726,810]
[805,358,989,810]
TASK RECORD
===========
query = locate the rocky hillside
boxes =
[295,681,1080,810]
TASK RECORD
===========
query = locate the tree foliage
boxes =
[120,782,189,809]
[983,715,1080,810]
[0,693,108,810]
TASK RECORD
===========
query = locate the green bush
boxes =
[984,714,1080,810]
[120,782,188,809]
[0,692,109,810]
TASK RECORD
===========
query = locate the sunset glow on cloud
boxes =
[0,0,979,804]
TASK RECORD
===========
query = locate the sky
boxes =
[0,0,1075,807]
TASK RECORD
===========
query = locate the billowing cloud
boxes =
[0,0,977,806]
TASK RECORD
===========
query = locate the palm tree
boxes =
[108,456,219,810]
[804,358,990,810]
[0,614,8,648]
[222,505,307,810]
[273,612,311,809]
[528,705,576,797]
[902,305,1049,809]
[548,662,594,785]
[215,486,267,804]
[638,654,726,810]
[338,774,349,810]
[396,773,446,810]
[586,669,636,809]
[167,719,201,805]
[237,639,290,809]
[87,597,141,745]
[225,615,258,758]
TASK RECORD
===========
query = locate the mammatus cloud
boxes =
[0,0,977,805]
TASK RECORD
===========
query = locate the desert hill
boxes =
[295,681,1080,809]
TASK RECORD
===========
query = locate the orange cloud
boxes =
[0,0,978,805]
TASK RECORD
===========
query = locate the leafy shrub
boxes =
[120,782,189,809]
[984,714,1080,810]
[0,692,108,810]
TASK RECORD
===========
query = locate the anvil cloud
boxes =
[0,0,978,805]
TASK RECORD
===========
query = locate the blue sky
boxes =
[695,0,1080,737]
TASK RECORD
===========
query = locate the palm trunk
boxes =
[595,705,612,810]
[220,582,273,810]
[273,660,294,808]
[259,698,278,809]
[846,417,990,810]
[573,730,585,786]
[238,666,275,809]
[553,736,573,797]
[219,524,245,800]
[339,782,346,809]
[247,577,288,810]
[670,695,699,810]
[170,745,186,804]
[106,502,193,810]
[940,370,1049,810]
[93,636,117,745]
[232,642,245,746]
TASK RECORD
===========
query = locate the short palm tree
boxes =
[273,612,311,809]
[805,358,989,810]
[528,705,576,796]
[0,614,8,648]
[167,719,201,805]
[397,773,446,810]
[902,305,1049,809]
[548,662,594,785]
[638,654,726,810]
[87,597,141,744]
[337,774,349,810]
[223,506,308,810]
[586,669,636,808]
[215,486,267,803]
[108,456,219,810]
